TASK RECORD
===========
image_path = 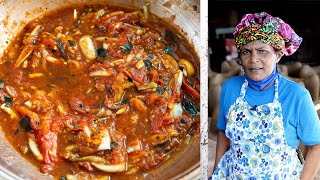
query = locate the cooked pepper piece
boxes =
[19,116,32,132]
[181,78,200,100]
[16,106,41,130]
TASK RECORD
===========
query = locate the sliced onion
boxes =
[91,162,126,172]
[171,103,183,118]
[89,69,114,77]
[127,139,141,153]
[28,73,44,78]
[83,126,91,139]
[28,138,43,161]
[14,45,34,68]
[73,9,77,20]
[116,105,128,115]
[79,35,96,60]
[94,9,105,19]
[0,104,18,119]
[97,129,111,151]
[106,11,124,18]
[74,156,106,163]
[5,85,17,97]
[175,70,183,94]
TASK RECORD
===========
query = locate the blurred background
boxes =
[208,0,320,176]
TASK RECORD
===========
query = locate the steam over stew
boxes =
[0,3,200,179]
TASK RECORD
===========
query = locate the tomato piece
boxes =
[196,122,200,133]
[150,102,169,131]
[147,93,161,105]
[147,69,158,82]
[162,114,174,125]
[50,119,64,132]
[37,131,58,164]
[42,38,56,49]
[40,164,53,174]
[128,68,148,85]
[0,90,4,103]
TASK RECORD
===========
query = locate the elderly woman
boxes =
[212,12,320,179]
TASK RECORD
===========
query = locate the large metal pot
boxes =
[0,0,200,179]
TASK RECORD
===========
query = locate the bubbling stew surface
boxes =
[0,3,200,179]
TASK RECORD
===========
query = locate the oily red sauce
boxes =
[0,4,199,179]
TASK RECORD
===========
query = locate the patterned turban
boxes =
[233,12,302,56]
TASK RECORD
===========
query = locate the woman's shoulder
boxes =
[279,75,309,95]
[279,75,308,93]
[220,76,244,101]
[222,75,245,89]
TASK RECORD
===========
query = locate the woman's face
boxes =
[240,40,280,81]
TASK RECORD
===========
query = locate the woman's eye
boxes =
[258,49,267,53]
[241,51,249,55]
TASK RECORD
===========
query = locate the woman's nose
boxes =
[249,51,259,63]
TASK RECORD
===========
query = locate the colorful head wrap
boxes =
[233,12,302,56]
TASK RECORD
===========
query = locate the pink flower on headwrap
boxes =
[233,12,302,56]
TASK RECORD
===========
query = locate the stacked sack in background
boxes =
[209,60,320,132]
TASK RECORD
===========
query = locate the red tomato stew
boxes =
[0,3,200,179]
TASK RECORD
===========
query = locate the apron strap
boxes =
[239,79,248,100]
[273,76,279,102]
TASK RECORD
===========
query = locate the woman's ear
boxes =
[276,51,284,63]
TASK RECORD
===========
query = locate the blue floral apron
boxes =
[213,77,302,180]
